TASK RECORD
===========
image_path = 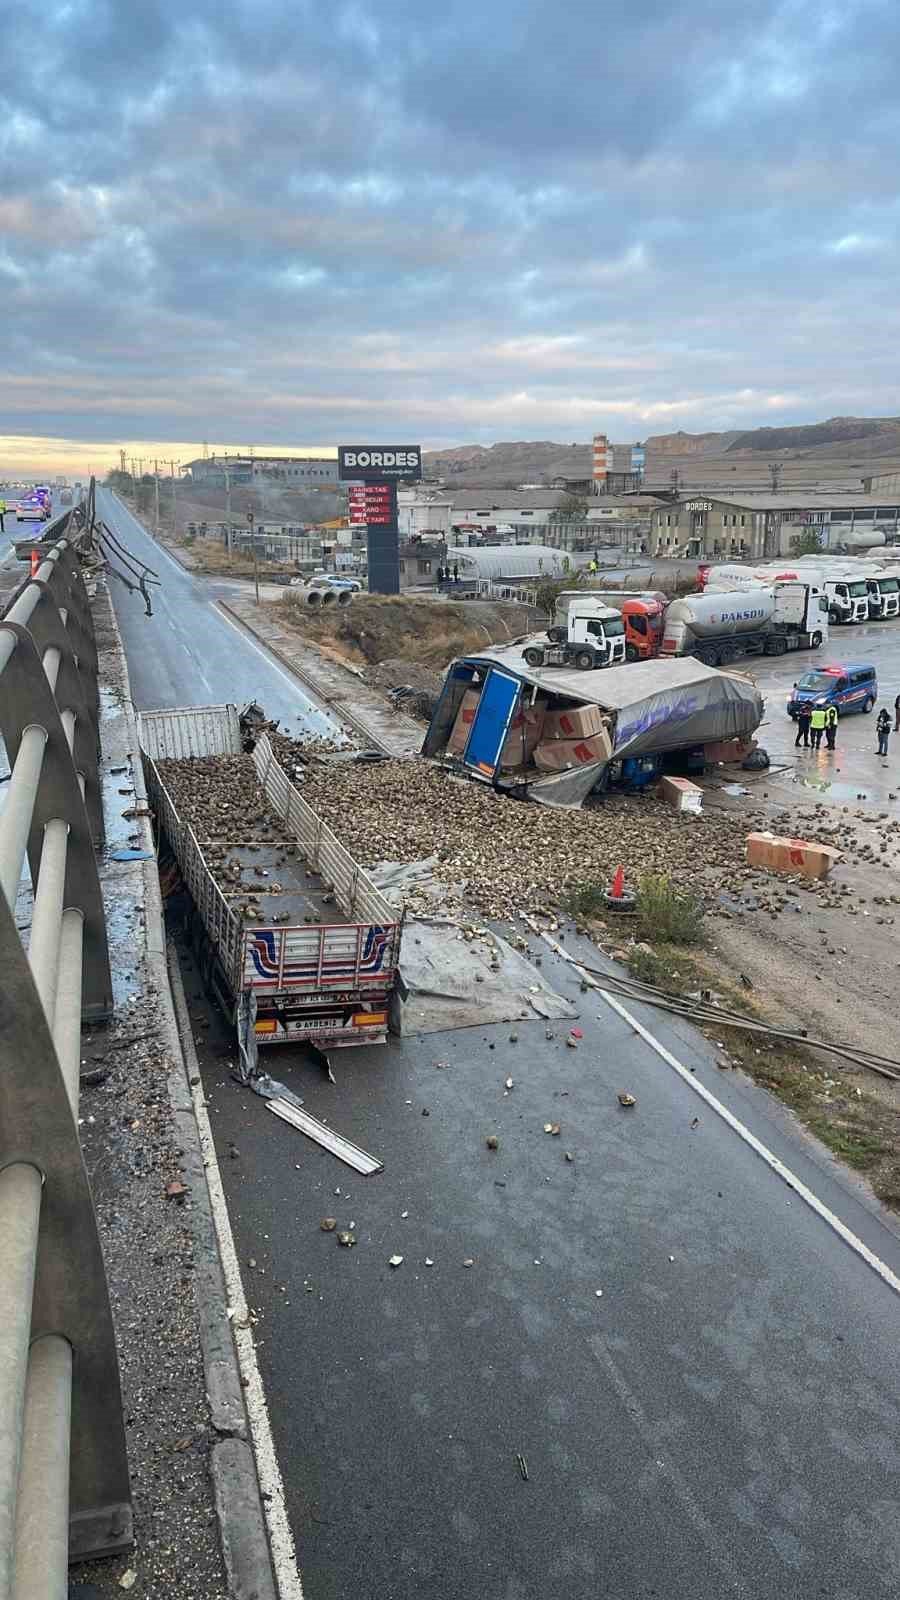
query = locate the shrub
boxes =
[636,872,704,944]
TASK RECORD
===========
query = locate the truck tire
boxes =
[523,646,545,667]
[811,630,823,648]
[574,649,595,670]
[625,644,639,663]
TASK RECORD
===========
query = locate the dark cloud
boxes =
[1,0,899,455]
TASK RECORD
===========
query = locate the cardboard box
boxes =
[446,689,481,756]
[542,702,606,741]
[660,775,703,813]
[704,738,756,765]
[746,831,842,880]
[533,727,613,773]
[499,703,546,770]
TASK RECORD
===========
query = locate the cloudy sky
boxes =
[2,0,898,471]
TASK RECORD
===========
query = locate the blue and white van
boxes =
[787,662,877,719]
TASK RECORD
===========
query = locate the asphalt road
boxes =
[97,487,338,734]
[102,491,900,1599]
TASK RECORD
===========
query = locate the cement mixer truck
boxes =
[660,582,828,664]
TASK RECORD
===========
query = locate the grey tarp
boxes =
[370,859,577,1033]
[427,648,764,808]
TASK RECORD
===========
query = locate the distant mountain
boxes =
[422,417,900,490]
[642,429,742,457]
[423,440,592,487]
[726,416,900,453]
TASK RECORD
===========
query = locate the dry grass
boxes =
[275,592,536,670]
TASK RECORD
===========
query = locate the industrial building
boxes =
[649,490,900,560]
[184,453,339,488]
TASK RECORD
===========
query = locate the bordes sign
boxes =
[338,445,422,482]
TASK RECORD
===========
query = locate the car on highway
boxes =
[16,499,48,522]
[311,570,363,590]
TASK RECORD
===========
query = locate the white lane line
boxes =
[541,933,900,1298]
[168,949,304,1599]
[211,602,336,714]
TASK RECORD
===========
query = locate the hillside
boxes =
[726,416,900,453]
[422,417,900,491]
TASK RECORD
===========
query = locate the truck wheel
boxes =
[863,696,874,713]
[625,644,639,663]
[574,650,595,670]
[811,630,823,648]
[523,647,545,667]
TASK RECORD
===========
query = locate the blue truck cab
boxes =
[787,662,877,719]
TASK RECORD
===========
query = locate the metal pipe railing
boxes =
[0,490,131,1588]
[0,726,47,906]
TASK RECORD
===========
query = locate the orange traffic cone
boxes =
[30,549,40,577]
[610,864,625,899]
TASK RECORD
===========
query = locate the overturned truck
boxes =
[423,647,764,807]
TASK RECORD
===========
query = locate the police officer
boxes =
[0,498,6,533]
[824,703,838,752]
[809,703,827,750]
[794,701,812,749]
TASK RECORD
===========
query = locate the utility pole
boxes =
[169,460,178,536]
[224,465,232,552]
[154,459,160,534]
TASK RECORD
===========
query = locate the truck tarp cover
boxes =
[441,649,764,808]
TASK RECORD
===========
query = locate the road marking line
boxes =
[168,950,304,1599]
[541,933,900,1298]
[211,602,338,722]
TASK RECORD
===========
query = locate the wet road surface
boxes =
[103,496,900,1598]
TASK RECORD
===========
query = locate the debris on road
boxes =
[388,1254,404,1268]
[617,1093,637,1109]
[320,1217,337,1232]
[485,1135,499,1150]
[337,1232,356,1248]
[266,1098,384,1174]
[462,1258,474,1268]
[164,1178,188,1201]
[516,1453,529,1481]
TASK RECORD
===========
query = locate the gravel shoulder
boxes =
[73,585,230,1595]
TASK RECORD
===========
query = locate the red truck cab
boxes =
[620,597,666,661]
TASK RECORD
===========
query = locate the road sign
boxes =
[338,446,422,482]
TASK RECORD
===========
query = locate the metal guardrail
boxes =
[0,486,131,1594]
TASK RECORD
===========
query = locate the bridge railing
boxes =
[0,486,132,1595]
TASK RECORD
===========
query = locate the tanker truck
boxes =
[660,582,828,665]
[703,562,868,624]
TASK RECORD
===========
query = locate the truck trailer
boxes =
[140,703,401,1049]
[702,562,870,624]
[660,583,828,664]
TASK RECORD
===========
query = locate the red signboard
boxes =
[347,484,394,525]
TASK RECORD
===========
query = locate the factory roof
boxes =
[677,491,900,512]
[445,544,568,579]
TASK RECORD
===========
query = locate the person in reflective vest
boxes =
[824,704,838,752]
[809,705,827,750]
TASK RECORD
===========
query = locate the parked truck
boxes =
[522,596,627,670]
[140,703,401,1049]
[661,582,828,664]
[554,589,666,661]
[702,562,869,624]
